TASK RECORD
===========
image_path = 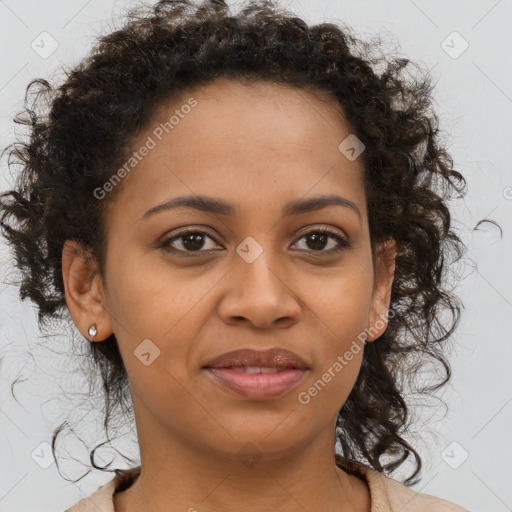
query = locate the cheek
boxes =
[105,239,373,427]
[104,251,212,342]
[311,265,374,352]
[293,349,363,441]
[299,264,372,407]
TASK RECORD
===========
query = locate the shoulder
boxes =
[367,467,470,512]
[65,463,469,512]
[64,467,140,512]
[63,479,116,511]
[337,457,469,512]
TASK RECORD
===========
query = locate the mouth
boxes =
[202,366,309,400]
[201,347,310,400]
[203,366,296,373]
[202,347,309,371]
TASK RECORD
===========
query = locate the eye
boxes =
[159,227,350,256]
[292,228,350,253]
[160,228,221,255]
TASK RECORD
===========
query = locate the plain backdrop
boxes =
[1,1,511,511]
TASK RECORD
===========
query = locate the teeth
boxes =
[231,367,287,373]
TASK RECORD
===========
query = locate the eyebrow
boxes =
[141,194,362,222]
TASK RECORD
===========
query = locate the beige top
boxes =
[64,460,469,511]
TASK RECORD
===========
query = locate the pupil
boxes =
[308,233,327,250]
[183,233,204,251]
[180,232,328,251]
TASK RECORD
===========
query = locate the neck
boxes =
[113,394,370,511]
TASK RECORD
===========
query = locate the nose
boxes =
[217,252,301,330]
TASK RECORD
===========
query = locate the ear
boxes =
[62,239,112,342]
[366,238,397,342]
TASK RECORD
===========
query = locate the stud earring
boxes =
[88,324,97,341]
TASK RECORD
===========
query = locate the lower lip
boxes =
[204,368,308,400]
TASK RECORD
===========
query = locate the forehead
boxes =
[105,78,366,225]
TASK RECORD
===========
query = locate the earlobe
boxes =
[366,238,397,343]
[62,240,111,342]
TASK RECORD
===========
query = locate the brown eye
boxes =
[292,228,350,253]
[159,227,350,257]
[160,229,221,255]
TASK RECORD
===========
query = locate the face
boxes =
[62,78,396,465]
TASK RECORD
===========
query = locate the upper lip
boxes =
[202,348,310,370]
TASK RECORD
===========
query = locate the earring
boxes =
[88,324,98,341]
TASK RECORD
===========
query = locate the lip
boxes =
[202,348,309,370]
[204,367,309,400]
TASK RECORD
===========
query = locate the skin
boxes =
[62,78,396,512]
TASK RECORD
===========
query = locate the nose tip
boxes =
[218,259,301,329]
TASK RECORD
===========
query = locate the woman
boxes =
[0,0,469,510]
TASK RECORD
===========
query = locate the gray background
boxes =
[1,0,511,510]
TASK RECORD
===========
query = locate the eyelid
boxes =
[159,225,350,255]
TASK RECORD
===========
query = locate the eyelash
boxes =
[159,227,350,257]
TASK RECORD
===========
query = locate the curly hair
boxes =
[0,0,467,486]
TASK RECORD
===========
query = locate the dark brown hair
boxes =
[0,0,467,485]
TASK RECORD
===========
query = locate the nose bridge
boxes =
[236,235,287,300]
[219,234,300,328]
